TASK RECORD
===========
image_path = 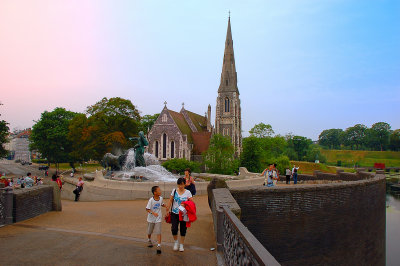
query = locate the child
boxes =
[146,186,165,254]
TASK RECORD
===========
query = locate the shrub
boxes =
[162,158,201,175]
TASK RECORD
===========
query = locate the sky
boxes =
[1,0,399,140]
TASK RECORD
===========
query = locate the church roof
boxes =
[192,131,212,155]
[167,110,193,142]
[186,110,207,132]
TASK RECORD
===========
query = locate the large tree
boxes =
[286,135,313,161]
[0,121,10,158]
[30,107,78,168]
[389,129,400,151]
[318,128,343,149]
[342,124,368,150]
[249,122,274,138]
[368,122,391,151]
[68,97,141,161]
[203,134,238,175]
[139,114,160,135]
[241,136,263,172]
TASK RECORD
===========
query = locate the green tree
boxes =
[0,120,10,158]
[203,134,238,175]
[305,144,327,163]
[249,123,274,138]
[139,114,160,135]
[286,135,312,160]
[318,129,343,149]
[241,136,263,172]
[342,124,367,150]
[389,129,400,151]
[30,107,79,169]
[162,158,201,174]
[368,122,391,151]
[69,97,141,161]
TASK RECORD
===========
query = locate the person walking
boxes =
[184,168,196,196]
[285,168,292,184]
[146,186,165,254]
[73,177,84,201]
[166,177,193,252]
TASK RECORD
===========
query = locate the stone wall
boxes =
[12,186,54,222]
[230,173,386,266]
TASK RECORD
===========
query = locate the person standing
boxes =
[273,163,280,186]
[166,177,193,252]
[285,168,292,184]
[261,164,276,187]
[146,186,165,254]
[184,168,196,196]
[293,168,298,184]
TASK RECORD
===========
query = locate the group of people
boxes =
[261,164,300,187]
[0,172,44,188]
[145,168,197,255]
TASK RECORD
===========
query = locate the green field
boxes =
[321,150,400,167]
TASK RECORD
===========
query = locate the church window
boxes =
[225,98,230,112]
[155,141,159,158]
[162,114,167,123]
[162,133,167,158]
[171,141,175,158]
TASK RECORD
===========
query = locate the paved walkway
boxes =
[0,195,217,266]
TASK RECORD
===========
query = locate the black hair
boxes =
[273,163,277,167]
[151,186,159,195]
[27,172,31,176]
[52,174,57,181]
[185,168,191,174]
[177,177,186,185]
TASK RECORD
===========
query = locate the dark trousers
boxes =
[171,213,187,236]
[293,173,298,184]
[286,175,290,184]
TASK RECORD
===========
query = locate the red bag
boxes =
[165,189,176,224]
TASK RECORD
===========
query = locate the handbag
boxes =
[165,189,176,224]
[185,183,196,196]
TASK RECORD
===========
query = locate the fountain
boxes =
[101,131,177,182]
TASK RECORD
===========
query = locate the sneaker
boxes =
[179,244,184,252]
[156,245,161,254]
[173,241,179,251]
[147,240,153,248]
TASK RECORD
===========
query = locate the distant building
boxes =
[147,104,212,162]
[5,128,36,161]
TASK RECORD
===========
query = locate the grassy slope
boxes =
[290,161,337,174]
[321,150,400,167]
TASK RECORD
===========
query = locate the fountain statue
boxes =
[129,131,148,167]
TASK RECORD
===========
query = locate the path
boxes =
[0,195,217,265]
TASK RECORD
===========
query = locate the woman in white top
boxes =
[166,177,193,252]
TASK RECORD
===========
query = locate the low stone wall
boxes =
[0,185,59,225]
[230,173,386,266]
[211,188,280,266]
[12,186,54,222]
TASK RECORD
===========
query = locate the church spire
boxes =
[218,15,238,93]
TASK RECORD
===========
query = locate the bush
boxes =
[32,159,48,164]
[162,158,201,175]
[337,160,342,166]
[262,155,290,175]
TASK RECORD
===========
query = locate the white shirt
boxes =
[146,196,163,223]
[171,189,192,214]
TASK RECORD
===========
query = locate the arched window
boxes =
[225,98,230,112]
[162,114,167,123]
[171,141,175,158]
[155,141,159,158]
[162,133,167,158]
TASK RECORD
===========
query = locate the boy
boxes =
[146,186,165,254]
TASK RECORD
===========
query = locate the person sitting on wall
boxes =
[24,173,35,188]
[73,177,84,201]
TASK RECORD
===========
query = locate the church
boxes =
[147,16,242,161]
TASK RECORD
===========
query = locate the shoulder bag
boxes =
[165,189,176,224]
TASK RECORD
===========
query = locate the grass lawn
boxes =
[321,150,400,167]
[290,161,338,175]
[49,163,102,174]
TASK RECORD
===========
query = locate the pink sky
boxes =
[0,1,102,129]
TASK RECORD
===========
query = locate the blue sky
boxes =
[1,0,399,140]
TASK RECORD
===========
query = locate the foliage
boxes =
[249,122,274,138]
[390,130,400,151]
[367,122,391,151]
[68,97,141,161]
[305,145,327,163]
[0,119,10,158]
[139,114,160,135]
[30,107,79,168]
[162,158,201,174]
[318,129,343,149]
[342,124,368,150]
[286,135,313,161]
[203,134,238,175]
[240,136,263,172]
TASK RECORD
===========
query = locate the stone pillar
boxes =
[4,187,14,224]
[49,182,62,211]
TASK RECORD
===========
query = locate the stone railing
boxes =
[211,188,280,266]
